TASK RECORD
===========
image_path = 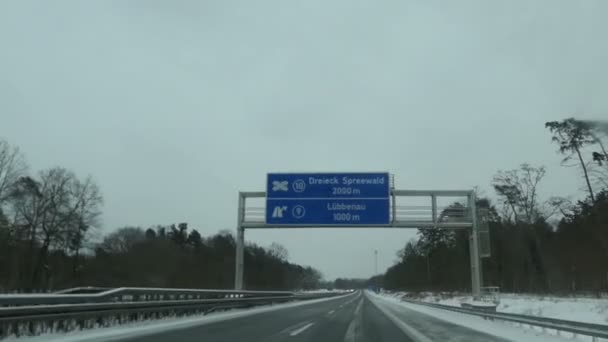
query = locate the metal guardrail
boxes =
[0,287,346,338]
[53,286,112,294]
[401,298,608,341]
[0,287,295,306]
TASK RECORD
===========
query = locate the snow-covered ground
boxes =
[298,289,354,294]
[382,291,608,325]
[370,292,602,342]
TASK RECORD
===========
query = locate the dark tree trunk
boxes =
[575,147,595,202]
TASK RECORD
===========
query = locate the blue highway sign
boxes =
[267,173,389,198]
[265,172,390,225]
[266,198,390,225]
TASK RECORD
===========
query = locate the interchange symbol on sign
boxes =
[271,179,307,193]
[272,181,288,192]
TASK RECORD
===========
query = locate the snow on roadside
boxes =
[384,291,608,325]
[297,289,353,294]
[371,292,597,342]
[496,293,608,325]
[3,293,353,342]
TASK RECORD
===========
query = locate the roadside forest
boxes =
[384,119,608,293]
[0,142,321,291]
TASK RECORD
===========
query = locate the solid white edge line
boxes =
[366,293,433,342]
[343,297,364,342]
[289,322,315,336]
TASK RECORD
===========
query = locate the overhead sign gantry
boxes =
[234,172,488,298]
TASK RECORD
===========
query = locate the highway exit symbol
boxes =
[271,206,288,218]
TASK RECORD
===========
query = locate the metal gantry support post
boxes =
[234,188,481,294]
[391,189,397,224]
[234,192,245,290]
[468,191,482,299]
[431,194,437,226]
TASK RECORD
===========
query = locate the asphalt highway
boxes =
[119,291,507,342]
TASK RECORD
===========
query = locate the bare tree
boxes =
[546,196,575,219]
[546,119,596,201]
[99,227,145,254]
[583,120,608,165]
[9,168,103,287]
[9,175,45,285]
[269,242,289,261]
[576,120,608,191]
[492,164,547,223]
[0,139,27,204]
[588,161,608,191]
[63,176,103,278]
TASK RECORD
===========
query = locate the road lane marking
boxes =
[353,298,363,315]
[344,298,364,342]
[341,293,361,307]
[367,294,433,342]
[278,321,310,334]
[328,310,335,315]
[289,322,315,336]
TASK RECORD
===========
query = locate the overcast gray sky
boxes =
[1,1,607,280]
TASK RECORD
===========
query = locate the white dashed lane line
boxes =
[289,322,315,336]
